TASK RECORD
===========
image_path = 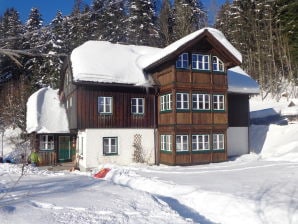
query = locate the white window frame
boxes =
[192,93,210,110]
[212,56,224,72]
[161,135,172,152]
[39,135,54,151]
[98,96,113,114]
[176,135,189,152]
[176,93,189,110]
[131,98,145,115]
[176,53,189,69]
[213,94,225,111]
[192,54,210,70]
[160,93,172,111]
[213,134,225,150]
[192,134,210,151]
[103,137,118,155]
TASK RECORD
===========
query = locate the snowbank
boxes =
[26,87,69,134]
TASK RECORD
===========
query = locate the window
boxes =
[213,134,225,150]
[176,93,189,110]
[212,56,224,72]
[192,94,210,110]
[98,96,112,114]
[39,135,54,151]
[161,135,172,152]
[176,53,189,69]
[131,98,144,114]
[192,54,210,70]
[103,137,118,155]
[176,135,188,152]
[213,94,225,110]
[160,94,172,111]
[192,134,210,151]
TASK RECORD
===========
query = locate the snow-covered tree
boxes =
[172,0,207,41]
[125,0,159,46]
[158,0,174,47]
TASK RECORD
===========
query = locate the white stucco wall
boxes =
[227,127,249,157]
[78,128,155,171]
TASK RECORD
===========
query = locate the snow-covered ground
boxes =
[1,96,298,224]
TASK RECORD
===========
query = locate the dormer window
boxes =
[192,54,210,70]
[212,56,224,72]
[176,53,189,69]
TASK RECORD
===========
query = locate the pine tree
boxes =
[98,0,126,43]
[23,8,46,88]
[172,0,207,41]
[125,0,159,46]
[158,0,174,46]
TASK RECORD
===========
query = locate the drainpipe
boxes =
[154,86,159,165]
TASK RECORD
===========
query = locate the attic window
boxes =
[176,53,189,69]
[192,54,210,70]
[212,56,224,72]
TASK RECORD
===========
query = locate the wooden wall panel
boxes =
[176,113,192,124]
[191,153,212,164]
[213,113,228,124]
[213,74,227,86]
[212,151,227,162]
[176,71,191,83]
[160,152,174,165]
[76,85,156,129]
[193,73,211,84]
[176,154,190,164]
[192,113,212,124]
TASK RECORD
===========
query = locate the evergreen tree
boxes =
[23,8,46,88]
[125,0,159,46]
[158,0,174,46]
[172,0,207,41]
[98,0,126,43]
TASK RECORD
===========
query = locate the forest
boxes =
[0,0,297,133]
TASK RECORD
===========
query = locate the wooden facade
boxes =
[146,33,240,165]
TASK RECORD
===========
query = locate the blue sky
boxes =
[0,0,225,25]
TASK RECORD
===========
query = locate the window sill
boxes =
[160,110,172,114]
[213,110,226,113]
[192,150,211,154]
[192,109,211,112]
[176,151,190,155]
[212,150,225,153]
[99,113,113,116]
[213,71,225,75]
[192,69,211,73]
[176,109,190,112]
[176,68,190,71]
[161,150,172,154]
[103,153,118,156]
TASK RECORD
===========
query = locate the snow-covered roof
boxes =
[26,87,69,134]
[71,41,158,86]
[227,66,259,94]
[139,27,242,69]
[70,28,257,94]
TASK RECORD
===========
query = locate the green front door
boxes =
[58,136,71,161]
